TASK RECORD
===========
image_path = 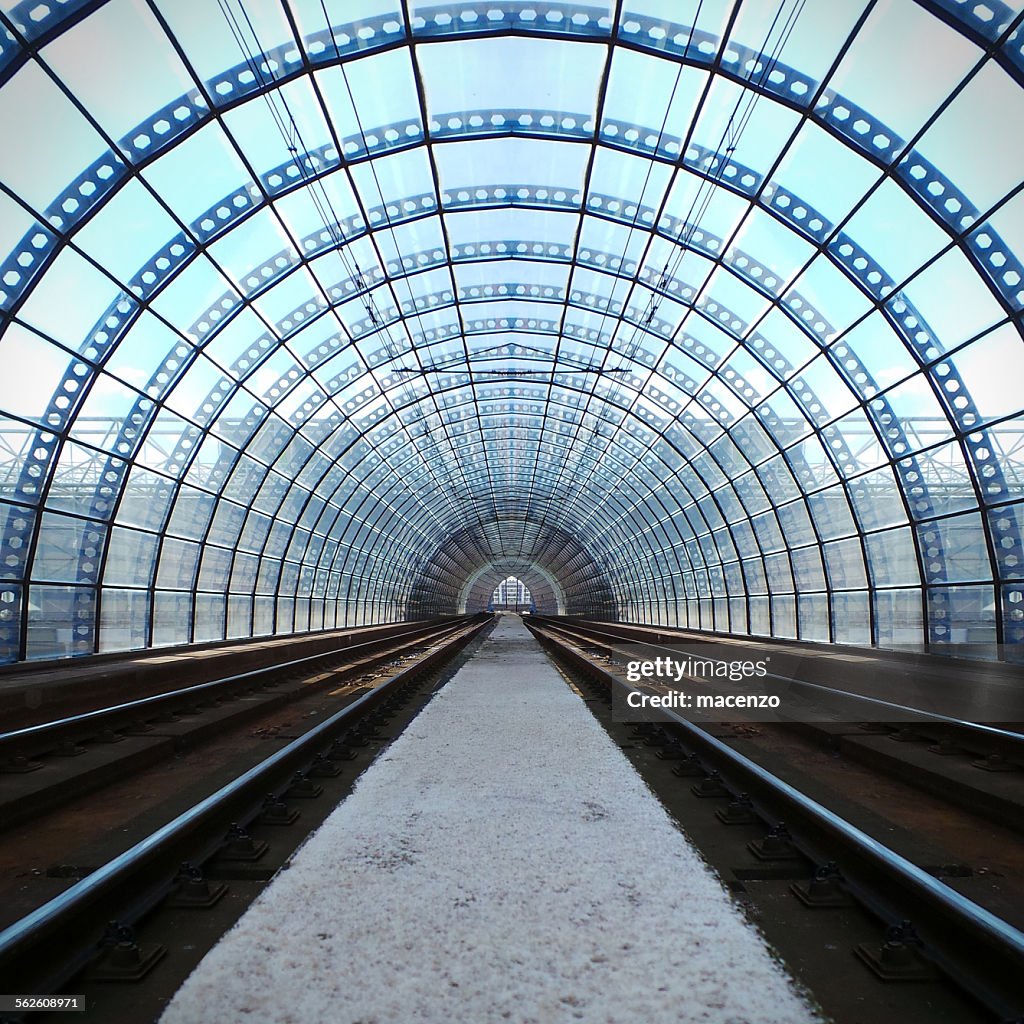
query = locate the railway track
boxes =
[2,613,1022,1022]
[0,615,492,1018]
[0,617,484,830]
[529,616,1024,754]
[1,618,476,763]
[526,617,1024,1023]
[530,616,1024,828]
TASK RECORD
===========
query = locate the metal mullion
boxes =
[570,418,749,621]
[605,486,686,624]
[375,380,493,566]
[535,0,743,552]
[277,1,483,535]
[516,1,623,544]
[758,7,1024,645]
[5,3,1021,654]
[0,3,114,88]
[911,0,1024,88]
[298,7,493,549]
[549,3,885,639]
[259,433,444,634]
[341,485,410,614]
[31,5,319,647]
[156,10,465,589]
[324,466,451,597]
[9,8,1015,333]
[146,0,440,636]
[239,392,458,627]
[402,3,509,549]
[3,232,244,656]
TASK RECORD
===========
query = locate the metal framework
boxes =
[0,0,1022,663]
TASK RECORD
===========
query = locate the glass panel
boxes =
[104,527,158,587]
[99,588,150,652]
[950,326,1024,425]
[33,513,106,583]
[0,62,108,213]
[0,323,70,424]
[833,591,871,645]
[866,527,920,587]
[916,61,1024,214]
[827,0,979,142]
[421,37,605,117]
[918,512,990,583]
[44,0,197,145]
[26,585,93,658]
[0,1,1018,661]
[875,589,924,646]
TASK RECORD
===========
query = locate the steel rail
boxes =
[0,617,473,758]
[531,615,1024,751]
[527,619,1024,1020]
[0,614,491,997]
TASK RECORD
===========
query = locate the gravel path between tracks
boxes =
[162,614,820,1024]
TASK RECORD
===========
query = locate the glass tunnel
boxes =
[0,0,1021,665]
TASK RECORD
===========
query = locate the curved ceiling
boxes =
[0,0,1021,663]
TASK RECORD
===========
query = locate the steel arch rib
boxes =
[0,2,1021,658]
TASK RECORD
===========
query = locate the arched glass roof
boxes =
[0,0,1021,663]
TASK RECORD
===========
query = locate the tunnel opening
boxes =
[459,561,565,616]
[489,576,533,613]
[404,521,616,620]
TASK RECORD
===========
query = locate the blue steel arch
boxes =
[0,1,1021,659]
[1,110,1015,529]
[0,4,1020,311]
[10,203,970,654]
[0,213,1001,653]
[2,0,1023,87]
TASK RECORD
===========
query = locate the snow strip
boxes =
[162,615,821,1024]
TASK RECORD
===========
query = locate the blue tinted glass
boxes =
[0,0,1019,661]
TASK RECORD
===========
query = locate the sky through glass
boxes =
[0,0,1021,662]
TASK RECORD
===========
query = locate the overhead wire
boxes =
[548,0,811,544]
[517,0,706,540]
[215,0,473,544]
[314,0,505,549]
[218,0,808,594]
